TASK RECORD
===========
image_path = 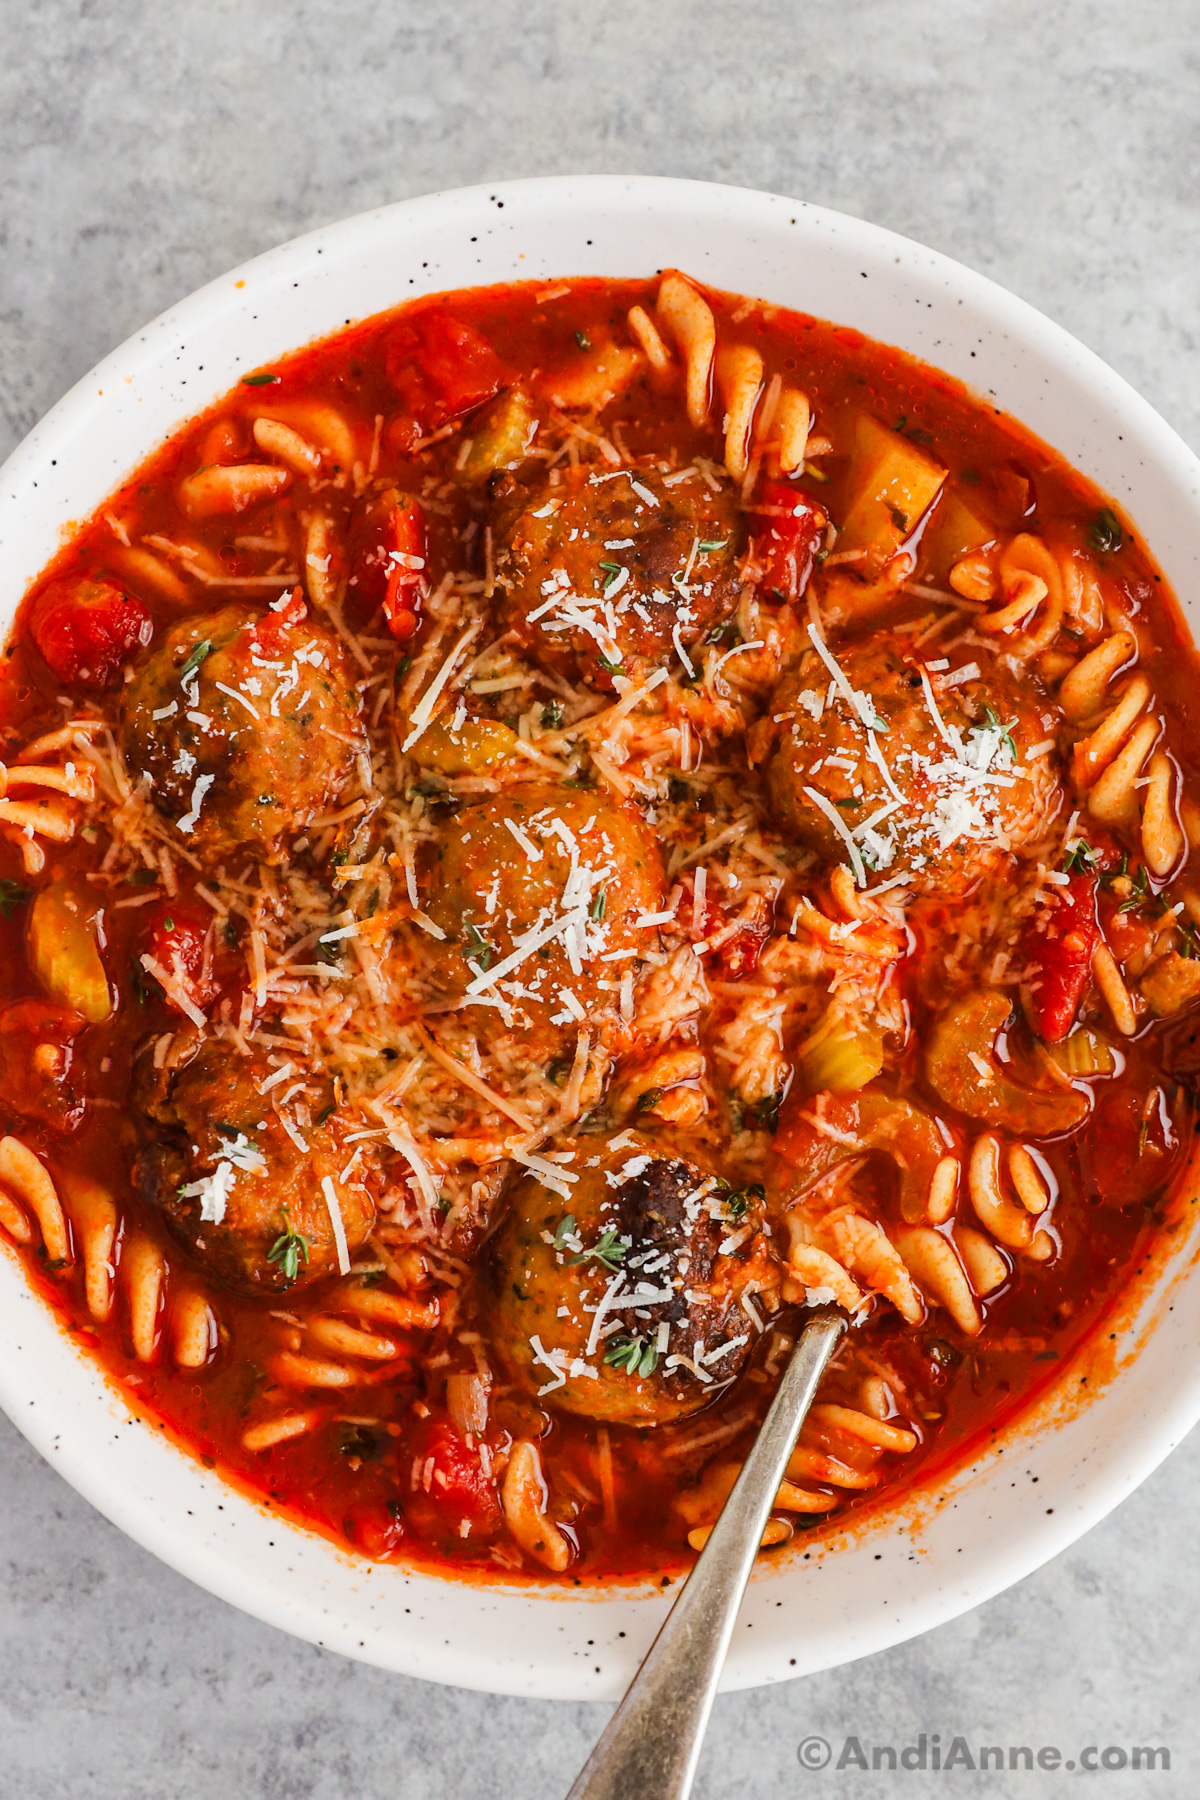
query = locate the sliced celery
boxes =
[28,881,111,1024]
[797,1007,884,1094]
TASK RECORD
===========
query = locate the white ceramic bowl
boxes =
[3,175,1200,1700]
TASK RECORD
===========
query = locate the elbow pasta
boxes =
[1061,630,1185,876]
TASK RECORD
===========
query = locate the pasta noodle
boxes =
[0,1137,70,1264]
[1061,630,1185,876]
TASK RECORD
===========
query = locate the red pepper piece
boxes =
[30,577,152,687]
[346,490,429,644]
[381,496,428,644]
[145,900,213,1011]
[384,312,504,431]
[250,587,307,656]
[1022,872,1099,1042]
[752,479,825,602]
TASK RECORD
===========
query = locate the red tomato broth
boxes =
[0,272,1197,1585]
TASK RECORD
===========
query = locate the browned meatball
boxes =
[491,463,743,690]
[134,1037,376,1294]
[491,1131,767,1425]
[758,633,1063,896]
[119,597,366,861]
[417,782,665,1063]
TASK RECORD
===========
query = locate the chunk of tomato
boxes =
[1078,1084,1181,1208]
[0,1000,85,1132]
[345,1500,407,1559]
[30,577,152,688]
[1021,873,1099,1042]
[384,312,504,431]
[145,900,213,1011]
[752,479,825,602]
[402,1414,501,1548]
[715,922,769,980]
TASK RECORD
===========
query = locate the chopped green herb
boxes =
[124,868,159,886]
[316,938,341,966]
[396,653,413,680]
[541,700,563,729]
[696,538,728,553]
[337,1422,379,1460]
[463,921,496,971]
[1062,840,1098,874]
[1117,862,1152,913]
[553,1214,578,1251]
[267,1222,311,1283]
[751,1091,784,1134]
[570,1226,626,1272]
[723,1183,765,1222]
[180,639,213,678]
[574,329,591,351]
[130,958,149,1005]
[0,878,33,919]
[982,705,1018,761]
[635,1087,665,1113]
[604,1334,658,1378]
[889,505,910,533]
[242,371,280,386]
[1087,508,1124,555]
[313,1102,336,1126]
[589,883,607,922]
[597,654,624,674]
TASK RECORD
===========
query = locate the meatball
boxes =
[759,633,1063,896]
[417,782,664,1062]
[119,596,366,861]
[134,1037,376,1294]
[491,1131,765,1425]
[490,463,743,690]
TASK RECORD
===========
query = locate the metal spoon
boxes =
[565,1306,847,1800]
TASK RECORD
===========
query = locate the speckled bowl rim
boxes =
[2,175,1200,1700]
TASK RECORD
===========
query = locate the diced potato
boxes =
[540,339,642,412]
[1140,951,1200,1018]
[921,485,997,575]
[836,416,947,575]
[459,389,537,481]
[416,714,521,775]
[28,882,112,1024]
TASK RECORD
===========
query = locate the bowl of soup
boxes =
[0,175,1198,1697]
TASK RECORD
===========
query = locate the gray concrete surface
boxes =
[2,2,1198,1794]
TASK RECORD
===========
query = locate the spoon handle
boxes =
[564,1307,846,1800]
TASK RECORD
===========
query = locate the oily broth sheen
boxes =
[0,275,1195,1584]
